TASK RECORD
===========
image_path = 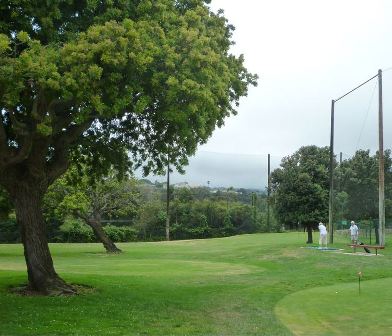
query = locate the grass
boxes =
[0,232,391,335]
[275,277,392,336]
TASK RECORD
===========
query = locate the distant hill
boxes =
[135,151,283,189]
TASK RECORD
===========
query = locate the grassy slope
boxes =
[275,277,392,336]
[0,232,391,336]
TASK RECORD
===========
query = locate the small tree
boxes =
[45,170,139,253]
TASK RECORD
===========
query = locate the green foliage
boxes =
[59,218,95,243]
[336,150,392,221]
[271,146,331,228]
[44,167,140,224]
[0,0,257,182]
[136,201,167,241]
[0,33,10,53]
[170,198,259,240]
[338,150,378,220]
[103,225,138,242]
[0,177,264,244]
[0,218,18,243]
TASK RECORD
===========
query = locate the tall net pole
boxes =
[329,100,335,244]
[267,153,271,232]
[166,161,170,241]
[378,69,385,246]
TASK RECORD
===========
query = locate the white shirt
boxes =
[318,224,327,235]
[350,224,359,235]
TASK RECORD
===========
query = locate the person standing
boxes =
[349,221,359,244]
[318,222,328,248]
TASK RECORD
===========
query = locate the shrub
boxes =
[0,219,19,243]
[59,218,95,243]
[103,225,138,242]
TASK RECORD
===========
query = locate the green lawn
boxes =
[0,232,391,335]
[275,277,392,336]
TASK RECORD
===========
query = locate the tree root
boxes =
[9,280,86,296]
[106,247,122,254]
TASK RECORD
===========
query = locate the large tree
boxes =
[271,146,330,243]
[0,1,256,294]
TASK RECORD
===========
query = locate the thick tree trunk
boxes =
[86,218,122,253]
[13,185,76,295]
[306,224,313,244]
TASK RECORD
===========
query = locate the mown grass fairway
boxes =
[1,233,391,335]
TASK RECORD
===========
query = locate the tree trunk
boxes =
[306,224,313,244]
[13,185,76,295]
[86,219,122,253]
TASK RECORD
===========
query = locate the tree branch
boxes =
[8,108,29,136]
[73,209,89,222]
[47,119,94,183]
[0,93,46,168]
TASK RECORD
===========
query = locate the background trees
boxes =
[337,150,379,221]
[1,180,268,243]
[0,0,256,294]
[334,150,392,232]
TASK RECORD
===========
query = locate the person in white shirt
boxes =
[349,221,359,244]
[318,222,328,248]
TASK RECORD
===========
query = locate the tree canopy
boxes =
[271,146,330,242]
[0,0,257,179]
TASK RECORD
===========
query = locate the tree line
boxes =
[271,145,392,243]
[0,168,275,251]
[3,144,388,251]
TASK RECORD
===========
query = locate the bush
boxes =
[58,218,95,243]
[0,219,19,243]
[103,225,138,242]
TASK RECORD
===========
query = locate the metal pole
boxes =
[166,161,170,241]
[267,153,271,232]
[378,69,385,246]
[329,100,335,244]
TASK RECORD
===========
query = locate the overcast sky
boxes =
[142,0,392,188]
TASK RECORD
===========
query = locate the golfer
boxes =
[318,222,328,248]
[349,221,359,244]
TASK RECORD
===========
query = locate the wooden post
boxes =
[329,100,335,244]
[267,153,271,232]
[166,161,170,241]
[378,69,385,246]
